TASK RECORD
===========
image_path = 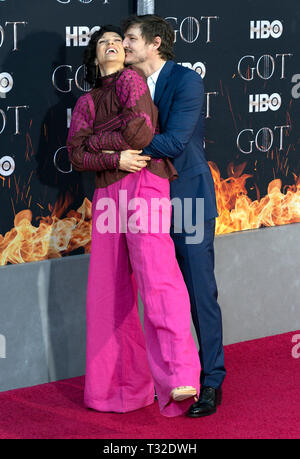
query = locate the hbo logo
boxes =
[66,26,100,47]
[250,20,283,39]
[249,93,281,113]
[178,62,206,78]
[0,72,13,95]
[0,156,15,176]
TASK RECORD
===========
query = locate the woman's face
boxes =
[95,31,125,67]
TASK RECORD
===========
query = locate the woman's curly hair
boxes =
[83,25,124,88]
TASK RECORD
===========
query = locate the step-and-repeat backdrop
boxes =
[0,0,299,265]
[0,0,134,265]
[156,0,300,236]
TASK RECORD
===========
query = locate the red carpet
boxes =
[0,330,299,439]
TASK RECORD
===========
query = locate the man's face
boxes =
[123,25,152,66]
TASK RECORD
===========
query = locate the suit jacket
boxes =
[143,60,218,221]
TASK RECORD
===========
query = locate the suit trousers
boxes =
[171,218,226,389]
[84,168,200,417]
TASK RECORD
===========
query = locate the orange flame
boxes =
[1,165,300,265]
[209,161,300,234]
[0,195,92,266]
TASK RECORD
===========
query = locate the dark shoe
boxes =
[187,386,222,418]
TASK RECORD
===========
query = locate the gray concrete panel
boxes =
[1,223,299,392]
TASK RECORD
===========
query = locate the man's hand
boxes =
[119,149,151,173]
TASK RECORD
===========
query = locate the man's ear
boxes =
[152,35,162,51]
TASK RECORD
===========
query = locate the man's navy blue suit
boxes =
[144,60,226,389]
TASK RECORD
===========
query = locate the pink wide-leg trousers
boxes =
[84,168,200,417]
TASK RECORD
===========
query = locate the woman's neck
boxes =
[99,63,124,77]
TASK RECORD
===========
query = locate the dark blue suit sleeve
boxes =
[143,71,204,159]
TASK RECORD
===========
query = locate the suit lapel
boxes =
[154,60,175,106]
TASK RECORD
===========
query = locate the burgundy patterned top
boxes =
[67,65,177,188]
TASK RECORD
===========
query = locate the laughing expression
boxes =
[95,31,125,67]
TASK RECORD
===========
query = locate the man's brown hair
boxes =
[122,14,175,61]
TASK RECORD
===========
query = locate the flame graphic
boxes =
[209,161,300,234]
[0,195,92,266]
[1,165,300,265]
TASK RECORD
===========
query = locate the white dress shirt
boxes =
[147,62,166,100]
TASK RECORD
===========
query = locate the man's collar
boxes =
[148,62,166,84]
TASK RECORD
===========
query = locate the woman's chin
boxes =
[102,56,124,65]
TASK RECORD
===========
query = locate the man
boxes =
[122,14,226,417]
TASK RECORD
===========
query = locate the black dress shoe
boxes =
[187,386,222,418]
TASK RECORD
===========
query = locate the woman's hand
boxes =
[119,149,151,173]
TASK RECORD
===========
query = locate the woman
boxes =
[67,25,200,417]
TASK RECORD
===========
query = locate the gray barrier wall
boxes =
[1,222,299,392]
